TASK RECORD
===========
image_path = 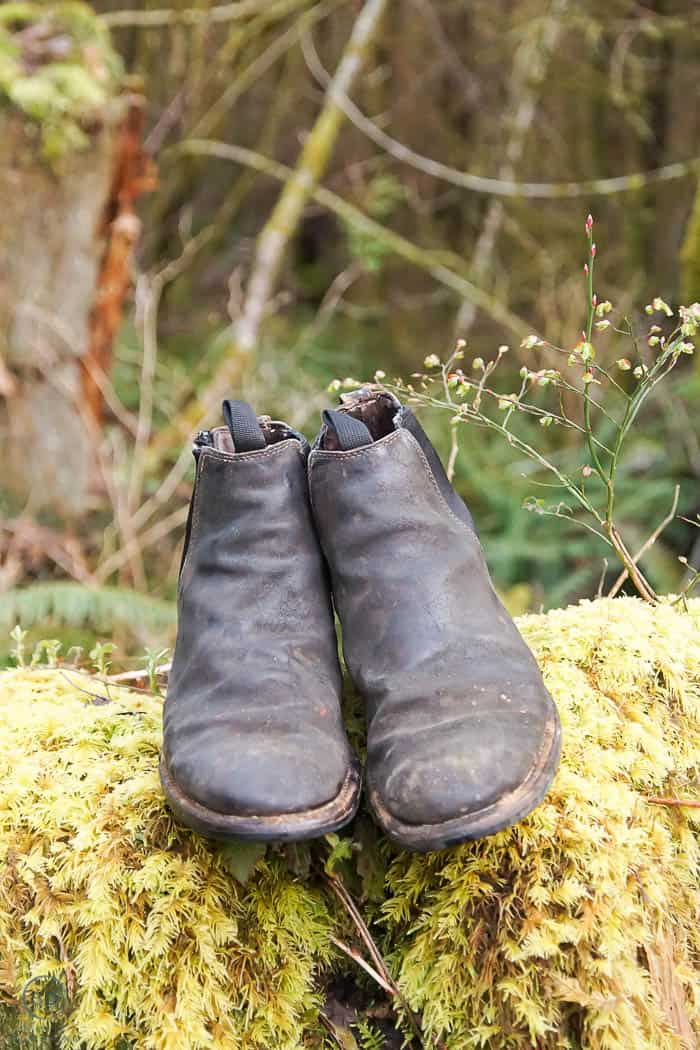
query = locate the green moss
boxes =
[0,3,122,163]
[0,597,699,1048]
[383,597,700,1049]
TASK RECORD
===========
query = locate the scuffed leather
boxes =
[164,438,353,817]
[309,424,557,827]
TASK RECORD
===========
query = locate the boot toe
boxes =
[167,727,351,817]
[369,689,558,828]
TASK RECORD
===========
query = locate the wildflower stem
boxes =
[607,485,679,598]
[583,227,608,483]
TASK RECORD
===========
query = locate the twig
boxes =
[296,261,364,346]
[95,505,189,583]
[180,139,531,338]
[607,485,680,598]
[149,0,338,230]
[132,444,195,533]
[124,224,219,525]
[15,301,139,436]
[327,873,448,1050]
[327,874,391,983]
[1,517,94,585]
[108,662,172,683]
[97,428,147,590]
[127,273,161,515]
[329,936,396,996]
[645,797,700,809]
[318,1012,346,1049]
[596,558,609,598]
[451,0,569,335]
[59,670,111,706]
[189,0,335,142]
[292,50,700,200]
[103,0,313,27]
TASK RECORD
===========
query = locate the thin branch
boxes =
[608,485,680,598]
[596,558,609,598]
[108,662,172,683]
[327,874,392,983]
[232,0,389,357]
[298,34,700,199]
[327,874,447,1050]
[304,13,566,339]
[179,139,531,338]
[454,0,569,333]
[329,936,396,996]
[645,797,700,810]
[95,504,189,584]
[124,222,224,524]
[127,273,160,514]
[318,1012,347,1050]
[188,0,337,142]
[103,0,313,27]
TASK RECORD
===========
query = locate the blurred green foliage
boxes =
[1,0,699,665]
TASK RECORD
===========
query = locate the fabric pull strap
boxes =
[222,400,266,452]
[323,409,373,451]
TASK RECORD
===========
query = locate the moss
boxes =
[0,672,334,1049]
[383,597,700,1049]
[0,3,122,163]
[0,597,699,1048]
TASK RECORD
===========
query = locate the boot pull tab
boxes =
[323,409,373,451]
[222,400,267,452]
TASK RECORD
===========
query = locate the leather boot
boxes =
[308,388,561,852]
[161,400,361,841]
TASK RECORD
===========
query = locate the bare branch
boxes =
[454,0,569,335]
[329,936,396,996]
[607,485,680,598]
[180,139,531,338]
[103,0,314,28]
[232,0,389,357]
[300,27,700,200]
[645,796,700,810]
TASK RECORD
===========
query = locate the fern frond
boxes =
[0,582,175,632]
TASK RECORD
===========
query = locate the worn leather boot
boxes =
[161,400,361,841]
[309,388,561,852]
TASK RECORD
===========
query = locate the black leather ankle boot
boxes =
[309,388,561,852]
[161,400,361,841]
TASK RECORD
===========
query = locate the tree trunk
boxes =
[0,111,118,517]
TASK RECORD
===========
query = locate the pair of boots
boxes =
[161,388,561,853]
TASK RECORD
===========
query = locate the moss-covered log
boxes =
[0,597,699,1049]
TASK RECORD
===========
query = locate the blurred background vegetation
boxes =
[0,0,699,668]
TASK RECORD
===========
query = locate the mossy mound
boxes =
[0,597,699,1049]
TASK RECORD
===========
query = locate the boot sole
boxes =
[368,704,562,853]
[159,753,362,843]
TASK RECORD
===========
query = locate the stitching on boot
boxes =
[310,429,476,541]
[200,437,299,464]
[401,431,481,540]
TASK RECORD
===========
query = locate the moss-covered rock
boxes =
[0,597,699,1049]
